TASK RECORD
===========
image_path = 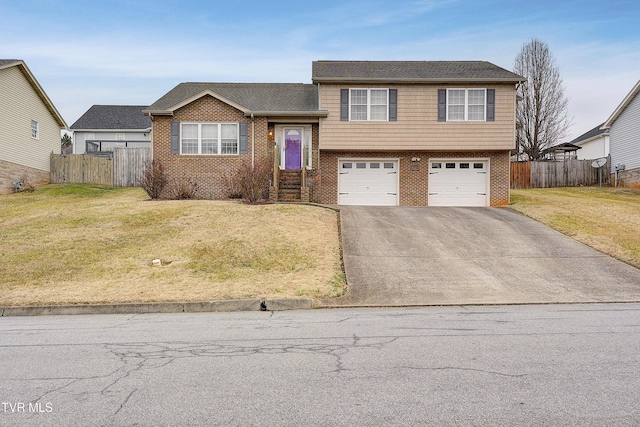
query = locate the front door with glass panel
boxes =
[284,128,302,170]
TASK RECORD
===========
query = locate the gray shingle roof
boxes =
[0,59,21,68]
[145,83,322,115]
[569,123,608,145]
[70,105,151,130]
[312,60,524,83]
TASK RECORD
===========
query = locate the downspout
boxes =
[251,113,255,170]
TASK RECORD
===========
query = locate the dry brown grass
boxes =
[510,187,640,268]
[0,184,345,306]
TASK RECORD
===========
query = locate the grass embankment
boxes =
[510,187,640,268]
[0,184,345,306]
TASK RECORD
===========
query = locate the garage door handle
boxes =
[477,193,486,195]
[478,172,487,174]
[339,192,349,195]
[387,193,397,195]
[339,172,349,175]
[429,172,438,175]
[387,172,397,174]
[429,192,437,195]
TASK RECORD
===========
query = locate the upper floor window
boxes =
[180,122,238,155]
[447,89,486,121]
[348,89,390,121]
[31,120,39,139]
[341,88,397,122]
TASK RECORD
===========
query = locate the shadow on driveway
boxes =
[320,206,640,307]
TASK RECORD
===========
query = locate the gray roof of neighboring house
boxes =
[144,83,323,116]
[70,105,152,130]
[312,60,525,83]
[569,123,608,145]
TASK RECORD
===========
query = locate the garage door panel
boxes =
[339,160,398,206]
[428,160,488,207]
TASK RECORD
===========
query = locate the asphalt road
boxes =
[1,304,639,426]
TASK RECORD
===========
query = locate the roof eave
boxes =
[312,77,525,84]
[245,110,329,117]
[602,80,640,129]
[70,128,152,132]
[7,60,68,129]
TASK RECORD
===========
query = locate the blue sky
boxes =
[2,0,639,140]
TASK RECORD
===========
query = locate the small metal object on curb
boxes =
[260,301,267,311]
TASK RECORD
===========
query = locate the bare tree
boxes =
[514,39,572,160]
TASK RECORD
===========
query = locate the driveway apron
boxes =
[325,206,640,306]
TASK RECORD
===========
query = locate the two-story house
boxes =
[144,61,523,206]
[0,59,68,193]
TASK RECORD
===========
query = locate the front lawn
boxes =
[510,187,640,268]
[0,185,345,306]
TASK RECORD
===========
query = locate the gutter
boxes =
[251,113,255,169]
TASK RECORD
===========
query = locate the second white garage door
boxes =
[428,160,489,207]
[338,159,399,206]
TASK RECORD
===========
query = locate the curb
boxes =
[0,298,314,317]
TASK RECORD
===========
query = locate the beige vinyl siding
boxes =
[318,84,517,151]
[0,66,61,172]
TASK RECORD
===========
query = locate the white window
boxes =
[31,120,39,139]
[447,89,486,121]
[350,89,388,121]
[181,123,238,155]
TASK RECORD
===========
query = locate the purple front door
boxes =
[284,129,302,170]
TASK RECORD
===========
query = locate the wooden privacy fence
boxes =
[511,157,611,188]
[51,148,150,187]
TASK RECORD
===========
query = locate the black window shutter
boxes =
[437,89,446,122]
[389,89,397,121]
[340,89,349,121]
[486,89,495,122]
[239,121,248,154]
[170,121,180,153]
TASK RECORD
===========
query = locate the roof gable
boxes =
[602,80,640,129]
[144,83,325,116]
[0,59,68,128]
[312,60,524,83]
[70,105,152,130]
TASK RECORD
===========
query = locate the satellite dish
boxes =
[591,157,607,168]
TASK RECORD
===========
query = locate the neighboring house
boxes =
[602,80,640,188]
[0,59,67,194]
[569,123,609,161]
[70,105,151,154]
[144,61,523,206]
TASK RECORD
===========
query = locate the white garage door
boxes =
[428,160,489,207]
[339,160,399,206]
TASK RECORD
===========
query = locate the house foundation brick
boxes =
[0,159,50,194]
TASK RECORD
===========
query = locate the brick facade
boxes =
[152,95,324,199]
[317,150,511,206]
[153,96,271,199]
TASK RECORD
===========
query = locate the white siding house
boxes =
[570,123,610,161]
[70,105,151,154]
[0,59,67,193]
[602,80,640,187]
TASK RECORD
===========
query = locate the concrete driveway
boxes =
[322,206,640,306]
